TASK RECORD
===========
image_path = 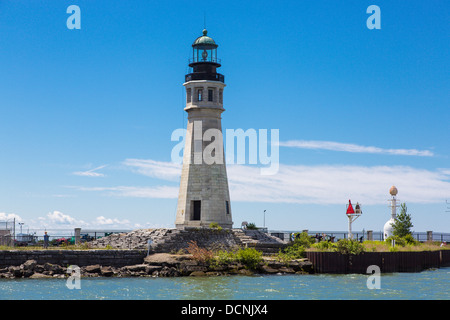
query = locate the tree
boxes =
[392,203,414,237]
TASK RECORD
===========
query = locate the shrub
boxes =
[312,241,335,251]
[403,234,419,246]
[214,249,237,265]
[385,236,406,247]
[335,239,365,255]
[246,223,258,230]
[186,241,215,263]
[292,232,315,248]
[236,247,263,270]
[209,222,223,231]
[276,242,306,263]
[284,242,306,259]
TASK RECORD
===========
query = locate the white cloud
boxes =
[94,216,130,226]
[279,140,434,157]
[75,159,450,205]
[123,159,181,181]
[0,212,23,223]
[75,185,179,199]
[39,211,87,226]
[227,164,450,205]
[32,211,135,230]
[73,165,107,177]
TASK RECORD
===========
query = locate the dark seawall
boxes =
[306,250,450,273]
[0,250,147,268]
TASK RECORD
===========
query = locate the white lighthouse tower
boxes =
[383,186,399,240]
[175,29,233,229]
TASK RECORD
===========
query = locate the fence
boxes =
[0,220,15,246]
[270,230,450,243]
[0,233,118,248]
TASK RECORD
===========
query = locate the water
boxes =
[1,268,449,300]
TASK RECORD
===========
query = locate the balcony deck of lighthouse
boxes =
[175,29,233,229]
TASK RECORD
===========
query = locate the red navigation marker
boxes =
[346,199,355,214]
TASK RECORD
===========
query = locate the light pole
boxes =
[18,222,24,244]
[263,210,266,228]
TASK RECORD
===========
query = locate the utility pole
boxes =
[263,210,266,228]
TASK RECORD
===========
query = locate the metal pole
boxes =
[348,216,352,240]
[13,218,15,248]
[263,210,266,228]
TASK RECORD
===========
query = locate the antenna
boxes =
[204,12,206,29]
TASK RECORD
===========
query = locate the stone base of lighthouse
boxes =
[175,161,233,229]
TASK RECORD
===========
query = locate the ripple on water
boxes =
[0,268,449,300]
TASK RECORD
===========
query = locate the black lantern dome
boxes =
[185,29,224,83]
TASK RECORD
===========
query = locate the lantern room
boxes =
[191,29,220,64]
[186,29,224,83]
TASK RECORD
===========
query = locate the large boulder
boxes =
[100,266,114,277]
[22,259,37,271]
[9,266,23,278]
[84,264,101,273]
[29,273,52,279]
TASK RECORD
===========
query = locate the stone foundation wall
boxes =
[88,228,287,254]
[0,250,146,268]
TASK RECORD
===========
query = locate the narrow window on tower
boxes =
[208,89,214,102]
[226,201,230,214]
[192,200,201,220]
[198,89,203,102]
[219,89,223,104]
[186,88,192,103]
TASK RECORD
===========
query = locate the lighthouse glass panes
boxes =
[193,47,218,63]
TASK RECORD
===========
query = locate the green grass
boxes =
[306,240,448,253]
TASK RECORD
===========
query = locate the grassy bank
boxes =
[279,232,449,258]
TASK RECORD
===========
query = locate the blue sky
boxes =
[0,0,449,234]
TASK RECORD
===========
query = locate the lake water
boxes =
[1,267,449,300]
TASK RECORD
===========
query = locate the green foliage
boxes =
[392,203,414,238]
[210,247,263,270]
[311,241,335,251]
[292,232,315,248]
[335,239,365,255]
[276,241,306,263]
[386,234,419,247]
[209,222,223,231]
[236,247,263,270]
[403,234,419,245]
[214,249,237,265]
[284,242,306,259]
[246,223,258,230]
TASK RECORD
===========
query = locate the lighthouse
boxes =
[175,29,233,229]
